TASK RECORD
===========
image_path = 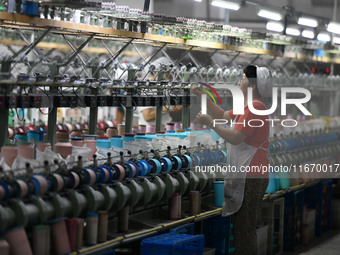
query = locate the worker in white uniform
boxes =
[193,65,272,255]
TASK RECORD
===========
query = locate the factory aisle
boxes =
[299,233,340,255]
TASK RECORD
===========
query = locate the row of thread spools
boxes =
[0,213,108,255]
[0,138,228,202]
[269,132,339,153]
[0,121,199,167]
[0,192,202,255]
[265,131,340,194]
[0,147,221,254]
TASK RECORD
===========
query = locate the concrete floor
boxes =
[283,231,340,255]
[300,233,340,255]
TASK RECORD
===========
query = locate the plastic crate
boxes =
[203,216,232,255]
[283,190,304,251]
[141,233,204,255]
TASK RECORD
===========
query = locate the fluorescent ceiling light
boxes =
[266,21,284,32]
[327,21,340,34]
[298,17,318,27]
[211,0,240,10]
[257,9,282,21]
[286,27,300,36]
[302,29,315,39]
[333,37,340,44]
[298,17,318,28]
[317,33,331,42]
[193,0,202,2]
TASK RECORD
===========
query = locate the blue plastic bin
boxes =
[141,233,204,255]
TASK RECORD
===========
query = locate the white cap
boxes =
[256,66,272,97]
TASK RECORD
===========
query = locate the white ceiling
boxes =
[111,0,340,32]
[153,0,340,32]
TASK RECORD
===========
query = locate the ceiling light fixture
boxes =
[285,27,300,36]
[210,0,241,11]
[302,29,315,39]
[257,8,282,21]
[193,0,203,2]
[266,21,284,32]
[298,17,318,28]
[327,21,340,34]
[317,33,331,42]
[333,37,340,44]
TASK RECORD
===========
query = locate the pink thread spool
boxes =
[70,137,84,147]
[83,135,97,160]
[106,127,118,139]
[118,206,129,233]
[166,122,175,131]
[66,219,78,251]
[33,225,50,255]
[54,140,73,159]
[0,144,17,167]
[36,141,51,152]
[4,226,33,255]
[70,171,80,189]
[85,213,98,246]
[50,173,65,192]
[14,179,29,198]
[0,185,6,200]
[101,167,111,183]
[32,175,49,195]
[118,124,125,136]
[146,125,156,133]
[139,125,146,133]
[96,128,105,137]
[174,122,182,130]
[190,121,200,130]
[115,164,126,180]
[50,219,71,255]
[169,193,181,220]
[132,126,140,134]
[0,239,9,255]
[98,211,108,243]
[70,129,83,138]
[55,130,69,142]
[76,218,84,250]
[189,191,201,215]
[17,143,34,159]
[83,168,97,186]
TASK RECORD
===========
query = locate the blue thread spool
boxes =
[161,157,172,172]
[96,138,111,149]
[172,156,182,170]
[111,135,123,148]
[265,172,277,194]
[139,160,151,176]
[27,130,40,142]
[214,181,224,207]
[192,153,202,166]
[123,134,135,143]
